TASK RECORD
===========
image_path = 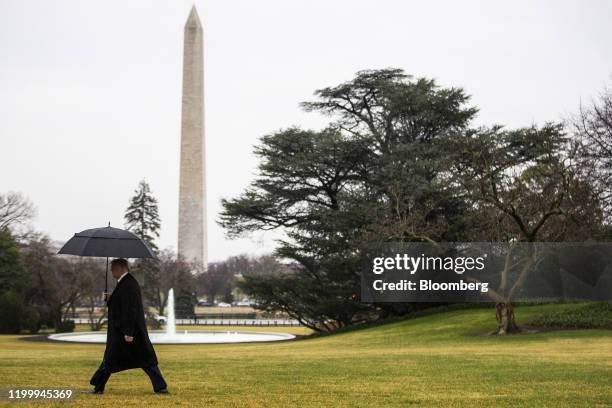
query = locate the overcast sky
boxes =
[1,0,611,261]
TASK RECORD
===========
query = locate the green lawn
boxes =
[0,304,610,407]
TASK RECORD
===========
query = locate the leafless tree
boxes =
[197,262,234,303]
[459,124,604,334]
[77,258,107,330]
[21,234,84,332]
[573,85,612,218]
[137,249,194,317]
[0,192,36,232]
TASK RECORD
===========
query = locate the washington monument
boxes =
[178,5,207,268]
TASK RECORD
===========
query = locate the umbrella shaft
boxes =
[105,257,109,292]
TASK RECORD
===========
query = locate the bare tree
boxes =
[197,262,234,303]
[78,258,107,330]
[573,85,612,217]
[0,192,36,231]
[21,234,84,332]
[136,249,194,317]
[460,124,604,334]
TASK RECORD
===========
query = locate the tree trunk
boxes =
[87,300,96,331]
[495,302,520,335]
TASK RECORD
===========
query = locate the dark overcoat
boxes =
[104,273,158,373]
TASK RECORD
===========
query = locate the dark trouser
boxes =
[89,360,167,392]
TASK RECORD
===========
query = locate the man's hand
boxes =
[102,291,108,302]
[124,335,134,343]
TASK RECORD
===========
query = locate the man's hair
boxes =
[111,258,129,271]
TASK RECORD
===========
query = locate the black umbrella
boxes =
[58,224,157,292]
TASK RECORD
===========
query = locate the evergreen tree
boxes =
[221,69,478,330]
[0,228,28,294]
[124,180,161,252]
[124,180,163,318]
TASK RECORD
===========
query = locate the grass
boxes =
[0,304,610,407]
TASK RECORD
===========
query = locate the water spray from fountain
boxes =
[166,288,176,337]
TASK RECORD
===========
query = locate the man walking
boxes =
[87,258,168,394]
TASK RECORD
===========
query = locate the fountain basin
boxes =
[48,289,299,345]
[48,330,295,344]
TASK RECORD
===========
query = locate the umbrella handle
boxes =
[105,257,108,293]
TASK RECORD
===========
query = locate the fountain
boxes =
[49,288,295,344]
[166,288,176,338]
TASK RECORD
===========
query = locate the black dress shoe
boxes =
[154,389,169,394]
[82,389,104,394]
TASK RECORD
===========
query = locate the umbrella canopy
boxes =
[58,226,157,259]
[58,225,157,293]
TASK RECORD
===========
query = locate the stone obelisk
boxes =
[178,5,207,269]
